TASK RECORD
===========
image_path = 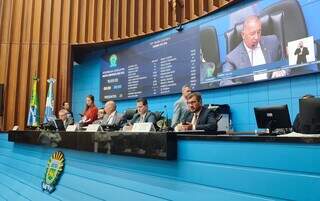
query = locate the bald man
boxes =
[221,15,284,85]
[100,100,124,129]
[58,109,74,128]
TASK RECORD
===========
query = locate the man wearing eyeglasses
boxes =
[174,92,217,132]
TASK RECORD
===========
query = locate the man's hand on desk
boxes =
[175,122,193,131]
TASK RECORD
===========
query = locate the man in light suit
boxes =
[175,92,217,132]
[100,100,123,129]
[171,85,192,127]
[130,98,156,125]
[221,16,285,86]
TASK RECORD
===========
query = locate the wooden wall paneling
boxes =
[95,0,103,42]
[111,0,119,40]
[168,0,177,26]
[171,0,177,26]
[57,45,70,110]
[0,0,3,26]
[40,0,52,44]
[119,0,127,39]
[127,0,135,37]
[10,0,23,44]
[143,0,152,33]
[0,44,9,89]
[219,0,231,7]
[16,0,34,128]
[160,0,169,29]
[21,0,33,43]
[0,44,10,129]
[38,44,50,121]
[31,0,42,44]
[16,44,31,128]
[78,0,87,43]
[87,0,95,43]
[135,0,144,35]
[0,0,13,43]
[61,0,71,44]
[176,0,186,24]
[208,0,218,12]
[196,0,204,16]
[152,0,161,32]
[69,0,79,44]
[4,0,24,129]
[185,0,195,20]
[51,0,62,44]
[103,0,111,41]
[5,44,21,129]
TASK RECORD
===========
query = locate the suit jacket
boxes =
[294,47,309,64]
[171,97,188,127]
[63,117,74,129]
[293,113,302,133]
[131,111,156,125]
[221,35,283,85]
[181,107,217,131]
[100,112,124,128]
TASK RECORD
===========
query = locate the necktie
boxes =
[191,113,198,127]
[251,49,254,66]
[140,115,145,123]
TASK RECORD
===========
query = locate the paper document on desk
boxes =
[278,132,320,137]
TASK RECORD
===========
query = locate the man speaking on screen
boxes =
[221,15,286,86]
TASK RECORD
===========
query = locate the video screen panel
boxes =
[101,0,320,101]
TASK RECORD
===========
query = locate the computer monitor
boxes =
[53,119,66,131]
[299,98,320,134]
[254,105,292,134]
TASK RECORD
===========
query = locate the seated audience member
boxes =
[92,108,105,124]
[80,95,98,125]
[62,101,74,118]
[130,98,156,125]
[58,109,74,129]
[293,94,315,133]
[171,85,192,127]
[175,92,217,132]
[100,100,124,128]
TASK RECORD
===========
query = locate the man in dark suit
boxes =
[58,109,74,129]
[175,92,217,132]
[221,16,285,86]
[293,94,315,133]
[294,41,309,64]
[130,98,156,125]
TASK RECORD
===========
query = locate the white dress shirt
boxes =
[106,111,116,125]
[244,43,268,81]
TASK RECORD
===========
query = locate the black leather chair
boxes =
[122,108,137,122]
[260,0,308,46]
[225,12,285,56]
[200,26,221,75]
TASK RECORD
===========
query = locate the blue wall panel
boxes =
[1,134,320,200]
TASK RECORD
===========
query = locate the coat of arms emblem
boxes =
[41,151,65,193]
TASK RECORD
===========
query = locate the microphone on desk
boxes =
[160,105,171,131]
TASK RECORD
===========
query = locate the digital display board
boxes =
[101,0,320,101]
